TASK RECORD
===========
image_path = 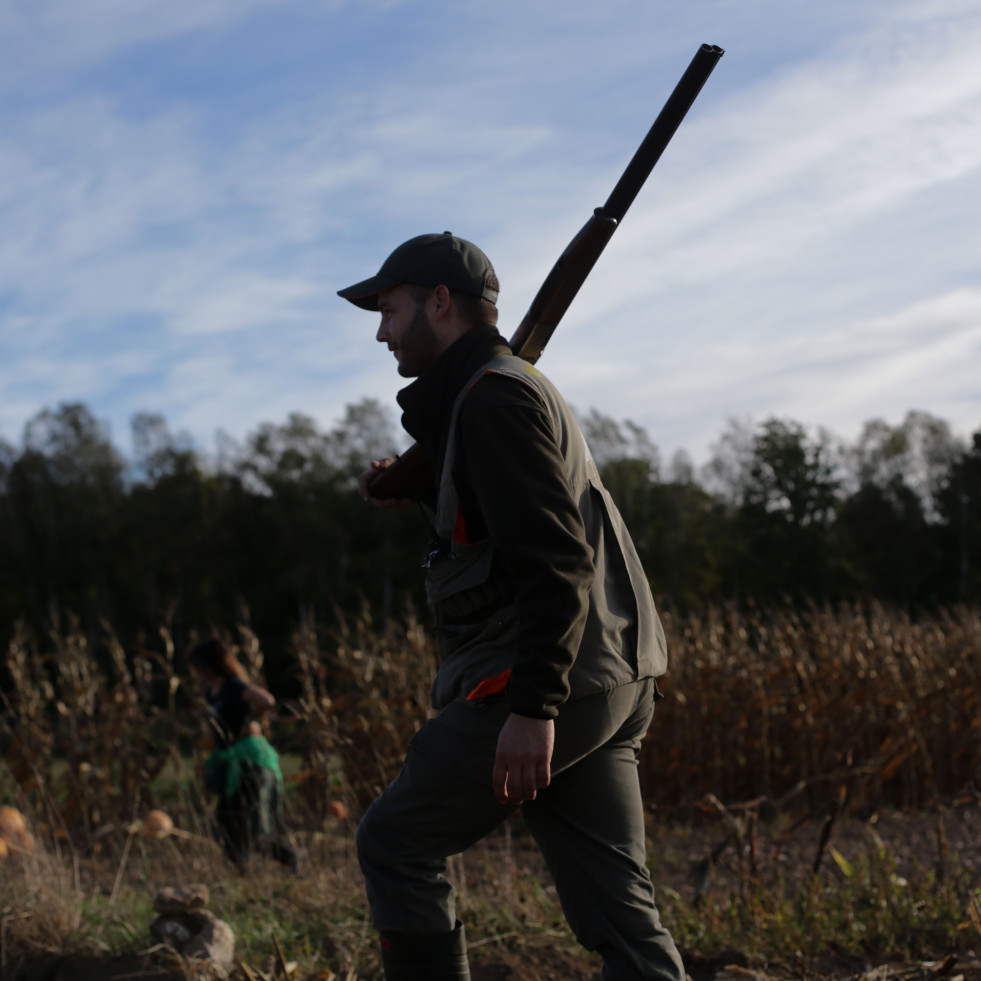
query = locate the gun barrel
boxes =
[602,43,724,222]
[509,42,724,365]
[366,43,724,500]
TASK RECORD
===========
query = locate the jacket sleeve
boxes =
[455,374,594,719]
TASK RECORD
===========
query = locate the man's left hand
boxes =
[493,713,554,805]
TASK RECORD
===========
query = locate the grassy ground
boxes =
[3,794,981,980]
[3,602,981,978]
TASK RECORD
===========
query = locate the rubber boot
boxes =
[378,920,471,980]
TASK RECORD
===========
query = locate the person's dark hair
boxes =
[406,282,499,327]
[186,638,248,681]
[452,288,499,327]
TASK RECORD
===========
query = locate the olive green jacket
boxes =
[421,351,667,717]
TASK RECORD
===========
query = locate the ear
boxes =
[428,283,472,351]
[429,284,452,320]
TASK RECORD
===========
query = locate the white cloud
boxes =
[0,0,304,84]
[171,274,318,335]
[0,0,979,468]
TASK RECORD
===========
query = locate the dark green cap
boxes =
[337,231,499,311]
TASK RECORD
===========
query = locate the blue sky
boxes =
[1,0,979,467]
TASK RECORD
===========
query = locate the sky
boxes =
[1,0,979,468]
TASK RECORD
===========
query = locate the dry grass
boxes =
[649,601,981,816]
[4,600,980,832]
[2,600,981,978]
[4,797,981,980]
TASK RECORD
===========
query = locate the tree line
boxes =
[0,399,978,694]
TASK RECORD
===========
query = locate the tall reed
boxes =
[648,601,981,816]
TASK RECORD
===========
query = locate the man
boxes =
[339,231,685,981]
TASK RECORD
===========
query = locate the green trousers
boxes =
[356,678,685,981]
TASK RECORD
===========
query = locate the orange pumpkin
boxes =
[0,805,26,839]
[142,809,175,837]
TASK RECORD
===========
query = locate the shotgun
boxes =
[368,42,724,501]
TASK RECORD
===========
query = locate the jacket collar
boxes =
[397,323,511,468]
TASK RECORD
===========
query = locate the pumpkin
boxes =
[0,805,26,839]
[142,809,175,837]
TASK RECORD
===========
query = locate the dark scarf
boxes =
[396,324,511,484]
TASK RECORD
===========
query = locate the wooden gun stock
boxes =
[368,42,724,501]
[367,441,432,501]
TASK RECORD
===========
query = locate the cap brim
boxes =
[337,274,399,311]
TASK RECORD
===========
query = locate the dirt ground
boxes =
[20,945,981,981]
[8,803,981,981]
[467,801,981,981]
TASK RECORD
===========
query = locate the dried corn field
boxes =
[3,602,981,980]
[1,601,980,836]
[647,602,981,818]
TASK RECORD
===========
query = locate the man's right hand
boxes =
[357,458,414,509]
[493,713,555,805]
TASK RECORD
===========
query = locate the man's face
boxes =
[376,285,439,378]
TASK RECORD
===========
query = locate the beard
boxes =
[396,303,440,377]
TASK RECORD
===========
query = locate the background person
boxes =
[340,232,686,981]
[187,637,299,873]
